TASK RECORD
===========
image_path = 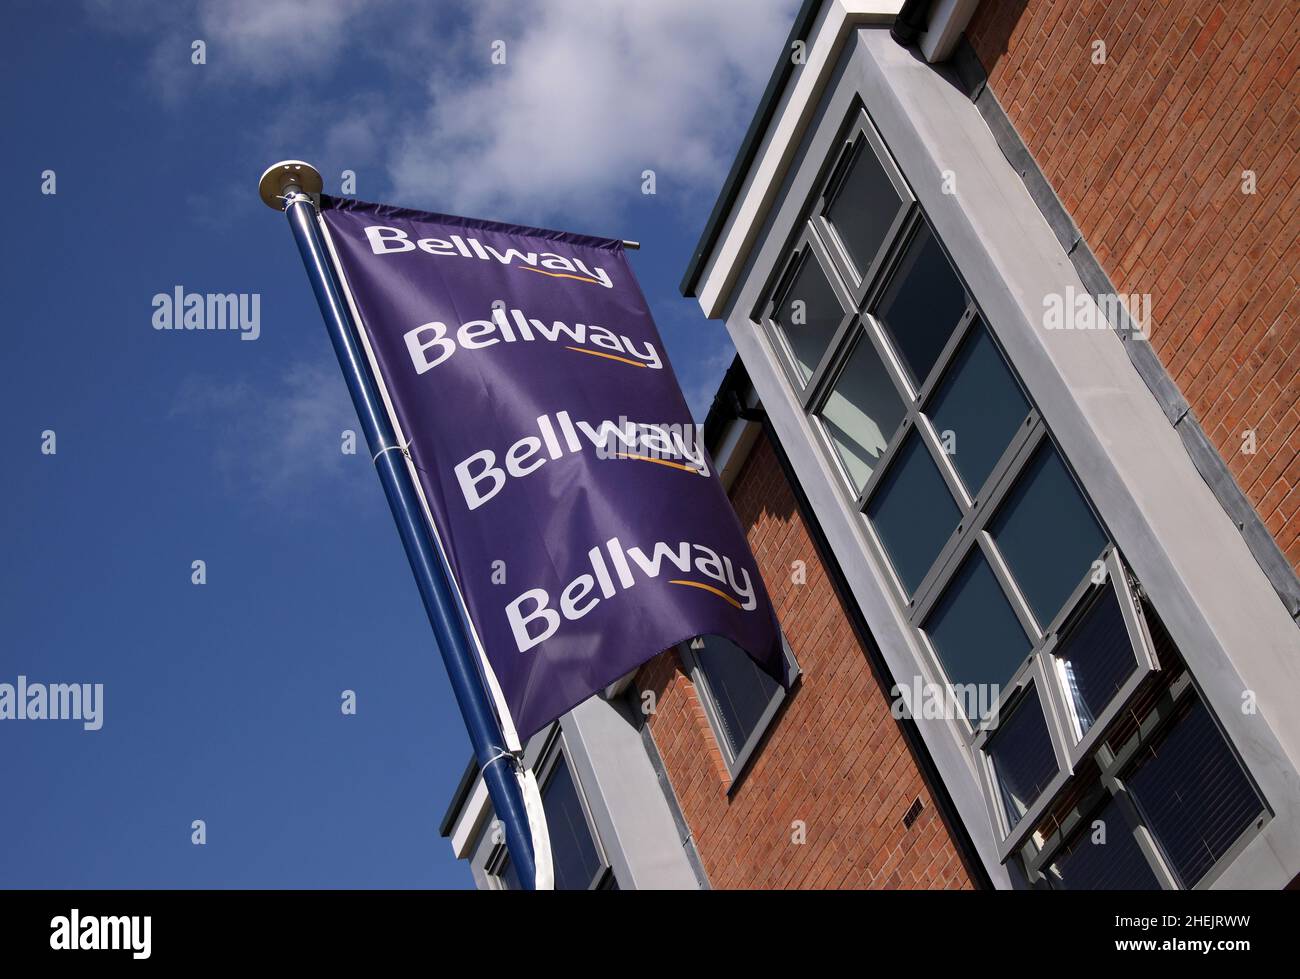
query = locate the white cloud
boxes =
[194,0,370,81]
[386,0,800,224]
[86,0,797,223]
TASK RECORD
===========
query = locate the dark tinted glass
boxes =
[773,253,844,383]
[867,431,961,595]
[817,334,906,491]
[927,323,1030,497]
[1055,586,1138,735]
[1049,796,1160,890]
[542,755,602,890]
[923,549,1032,700]
[990,442,1107,629]
[1125,697,1263,888]
[695,635,780,757]
[825,137,904,278]
[988,687,1057,829]
[496,854,522,891]
[874,226,967,389]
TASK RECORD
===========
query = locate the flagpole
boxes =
[258,161,538,890]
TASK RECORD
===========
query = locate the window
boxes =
[866,430,961,596]
[1024,677,1267,889]
[816,333,906,491]
[987,686,1058,831]
[1051,586,1139,737]
[488,736,614,890]
[770,244,848,384]
[542,753,605,890]
[684,634,798,783]
[925,323,1030,497]
[872,225,968,391]
[989,442,1108,631]
[822,128,909,283]
[923,548,1031,700]
[757,101,1266,884]
[1045,796,1161,890]
[1123,696,1265,888]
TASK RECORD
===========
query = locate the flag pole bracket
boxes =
[258,160,323,210]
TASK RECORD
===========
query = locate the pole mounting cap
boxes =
[258,160,323,210]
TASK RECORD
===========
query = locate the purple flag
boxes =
[319,196,784,737]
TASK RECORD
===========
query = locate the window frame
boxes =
[812,107,916,306]
[805,315,913,496]
[753,100,1231,874]
[680,634,801,789]
[758,227,856,401]
[486,728,615,891]
[1022,672,1271,890]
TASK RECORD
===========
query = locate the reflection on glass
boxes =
[1048,797,1160,890]
[542,756,602,890]
[1054,585,1137,736]
[773,253,843,383]
[988,687,1057,830]
[693,634,780,758]
[817,334,906,491]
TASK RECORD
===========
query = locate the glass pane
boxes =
[496,854,522,891]
[694,634,780,758]
[867,431,961,596]
[926,323,1030,497]
[989,442,1108,630]
[816,334,906,492]
[1125,697,1264,888]
[825,137,904,278]
[1048,796,1160,890]
[874,226,967,390]
[988,686,1057,830]
[1054,586,1139,736]
[923,549,1032,705]
[773,252,844,383]
[542,755,602,890]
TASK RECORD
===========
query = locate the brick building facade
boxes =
[966,0,1300,572]
[443,1,1300,890]
[637,432,976,889]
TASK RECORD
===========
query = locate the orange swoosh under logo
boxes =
[669,579,743,609]
[615,453,705,475]
[564,346,647,368]
[518,266,601,285]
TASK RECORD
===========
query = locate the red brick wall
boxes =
[635,433,976,889]
[966,0,1300,571]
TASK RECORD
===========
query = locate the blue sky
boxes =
[0,0,796,887]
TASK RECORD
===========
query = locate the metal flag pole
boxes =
[257,161,538,889]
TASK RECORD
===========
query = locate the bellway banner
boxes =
[318,196,785,738]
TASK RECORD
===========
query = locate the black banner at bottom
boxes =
[0,888,1288,964]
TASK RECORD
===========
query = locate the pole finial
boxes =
[258,160,324,210]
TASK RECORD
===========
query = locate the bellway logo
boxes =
[404,306,662,373]
[365,225,614,288]
[456,411,707,511]
[507,535,758,653]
